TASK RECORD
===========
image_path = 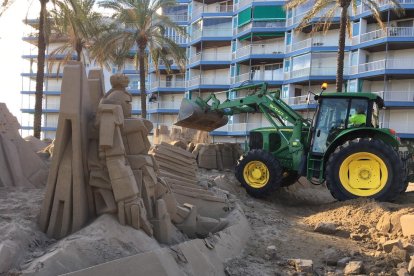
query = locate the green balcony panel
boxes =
[238,7,252,27]
[239,32,284,41]
[253,6,285,21]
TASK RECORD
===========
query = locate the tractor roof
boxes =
[316,92,384,107]
[318,92,380,101]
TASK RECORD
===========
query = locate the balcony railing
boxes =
[234,43,285,59]
[231,71,283,84]
[353,58,414,74]
[372,91,414,102]
[150,80,186,89]
[165,14,188,22]
[282,95,316,106]
[355,27,414,44]
[188,76,230,86]
[380,120,414,133]
[356,0,414,15]
[191,28,232,40]
[148,101,181,110]
[284,67,341,79]
[235,21,285,35]
[191,5,233,18]
[286,4,341,26]
[189,51,231,64]
[286,36,342,52]
[233,0,276,11]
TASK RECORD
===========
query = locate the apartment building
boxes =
[21,0,414,142]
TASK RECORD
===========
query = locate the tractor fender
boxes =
[323,127,400,166]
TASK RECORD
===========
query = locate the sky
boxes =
[0,0,38,119]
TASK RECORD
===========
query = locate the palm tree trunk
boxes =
[336,4,349,93]
[34,0,48,139]
[76,40,81,62]
[139,46,147,119]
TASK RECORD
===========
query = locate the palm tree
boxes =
[0,0,15,16]
[48,0,105,66]
[286,0,403,92]
[94,0,186,119]
[34,0,49,139]
[33,0,105,138]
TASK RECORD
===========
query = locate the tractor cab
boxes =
[311,92,383,154]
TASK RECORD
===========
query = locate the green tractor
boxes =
[175,82,413,201]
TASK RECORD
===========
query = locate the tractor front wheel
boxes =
[235,149,283,198]
[326,138,405,202]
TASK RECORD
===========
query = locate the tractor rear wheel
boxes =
[326,138,405,202]
[235,149,283,198]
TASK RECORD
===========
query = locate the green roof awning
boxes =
[238,7,252,27]
[238,32,284,41]
[253,6,286,21]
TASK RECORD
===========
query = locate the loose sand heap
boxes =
[0,103,48,188]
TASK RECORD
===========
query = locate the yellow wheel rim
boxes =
[243,161,270,188]
[339,152,388,197]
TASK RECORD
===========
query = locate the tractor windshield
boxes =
[312,97,372,154]
[312,98,349,153]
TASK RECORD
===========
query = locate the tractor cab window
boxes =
[348,99,368,127]
[312,98,349,153]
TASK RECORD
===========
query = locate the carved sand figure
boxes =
[39,61,227,243]
[0,103,48,188]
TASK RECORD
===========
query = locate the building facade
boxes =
[21,0,414,142]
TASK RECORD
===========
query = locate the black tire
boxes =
[326,138,405,202]
[235,149,283,198]
[281,171,299,187]
[401,181,409,194]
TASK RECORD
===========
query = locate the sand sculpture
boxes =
[193,143,244,170]
[153,124,210,146]
[39,61,227,243]
[0,103,48,188]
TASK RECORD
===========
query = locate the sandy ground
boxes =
[1,170,413,275]
[198,169,414,275]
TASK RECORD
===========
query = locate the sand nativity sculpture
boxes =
[38,61,227,243]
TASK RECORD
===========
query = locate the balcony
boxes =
[150,80,186,90]
[191,28,232,41]
[233,43,284,59]
[188,51,232,64]
[284,67,342,80]
[231,71,283,84]
[355,0,414,15]
[147,101,181,113]
[149,59,183,72]
[373,91,414,103]
[352,59,414,74]
[381,120,414,135]
[282,95,317,107]
[286,5,341,27]
[354,27,414,45]
[191,5,233,19]
[286,36,346,53]
[233,0,276,11]
[165,14,188,22]
[188,76,230,87]
[235,21,285,35]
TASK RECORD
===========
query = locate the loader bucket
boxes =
[174,98,228,132]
